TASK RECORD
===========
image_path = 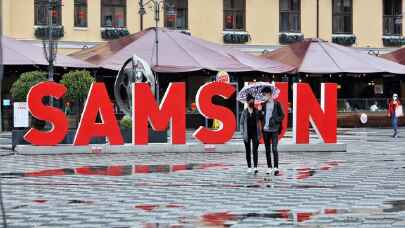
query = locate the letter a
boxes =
[74,83,124,145]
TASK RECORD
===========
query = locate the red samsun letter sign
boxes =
[23,82,337,146]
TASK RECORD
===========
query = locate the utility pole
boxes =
[0,0,4,132]
[316,0,319,38]
[42,0,59,111]
[139,0,144,31]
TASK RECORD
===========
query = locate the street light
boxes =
[138,0,176,66]
[40,0,61,108]
[138,0,176,102]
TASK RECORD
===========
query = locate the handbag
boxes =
[395,105,404,117]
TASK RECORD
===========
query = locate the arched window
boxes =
[224,0,245,30]
[332,0,353,34]
[164,0,188,30]
[279,0,300,33]
[383,0,402,35]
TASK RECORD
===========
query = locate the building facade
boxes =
[2,0,405,54]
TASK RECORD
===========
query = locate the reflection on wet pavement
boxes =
[0,163,229,178]
[2,133,405,227]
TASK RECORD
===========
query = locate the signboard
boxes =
[3,99,10,106]
[23,81,337,146]
[216,71,230,83]
[13,102,29,128]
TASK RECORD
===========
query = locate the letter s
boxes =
[24,82,68,146]
[193,82,236,144]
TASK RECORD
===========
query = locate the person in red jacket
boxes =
[388,93,401,138]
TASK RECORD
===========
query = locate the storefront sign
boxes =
[216,71,230,83]
[23,82,337,146]
[3,99,11,106]
[13,102,29,128]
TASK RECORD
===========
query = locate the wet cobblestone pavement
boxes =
[1,129,405,227]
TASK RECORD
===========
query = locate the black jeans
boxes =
[244,132,258,168]
[263,131,279,168]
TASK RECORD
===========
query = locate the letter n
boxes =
[293,83,337,144]
[134,82,186,145]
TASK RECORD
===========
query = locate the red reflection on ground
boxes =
[297,212,313,222]
[135,204,159,212]
[25,169,68,177]
[75,166,129,176]
[166,204,185,208]
[277,209,290,219]
[296,168,315,179]
[202,212,235,226]
[32,199,47,204]
[324,208,337,214]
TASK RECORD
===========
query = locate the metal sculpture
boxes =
[114,55,155,116]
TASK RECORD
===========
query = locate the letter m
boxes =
[133,82,186,145]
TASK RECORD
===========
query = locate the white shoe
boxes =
[253,168,259,174]
[266,168,273,175]
[247,168,252,173]
[274,168,280,176]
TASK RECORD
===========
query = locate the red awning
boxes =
[69,27,294,73]
[262,39,405,74]
[1,36,95,68]
[380,47,405,65]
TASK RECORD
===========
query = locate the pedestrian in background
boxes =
[240,94,261,174]
[388,93,402,138]
[260,87,285,176]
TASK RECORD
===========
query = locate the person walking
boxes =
[388,93,401,138]
[240,94,261,174]
[260,87,285,175]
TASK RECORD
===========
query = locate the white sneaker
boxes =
[274,168,280,176]
[266,168,273,175]
[247,168,252,173]
[253,168,259,174]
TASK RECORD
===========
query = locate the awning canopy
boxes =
[69,27,294,73]
[380,47,405,65]
[1,36,95,68]
[262,39,405,74]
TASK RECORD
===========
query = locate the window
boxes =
[34,0,62,26]
[101,0,126,27]
[383,0,402,35]
[279,0,301,33]
[332,0,353,34]
[74,0,87,27]
[164,0,188,30]
[223,0,245,30]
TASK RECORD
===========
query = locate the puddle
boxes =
[135,204,185,212]
[0,163,228,178]
[68,200,94,204]
[384,200,405,212]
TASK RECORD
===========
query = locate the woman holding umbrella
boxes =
[239,94,261,174]
[238,82,283,175]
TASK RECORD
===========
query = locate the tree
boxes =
[10,71,47,102]
[60,70,95,105]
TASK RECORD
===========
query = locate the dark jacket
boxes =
[239,108,262,141]
[260,100,285,134]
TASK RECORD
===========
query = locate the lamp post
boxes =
[41,0,59,108]
[0,0,4,132]
[138,0,176,102]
